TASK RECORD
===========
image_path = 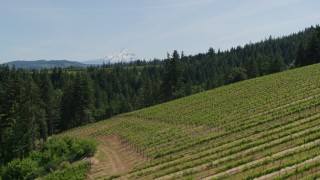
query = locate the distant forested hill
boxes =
[4,60,88,69]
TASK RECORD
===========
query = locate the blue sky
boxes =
[0,0,319,63]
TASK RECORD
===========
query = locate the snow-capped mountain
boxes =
[82,48,139,65]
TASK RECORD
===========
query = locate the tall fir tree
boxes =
[161,50,183,101]
[295,43,305,67]
[2,70,45,163]
[40,71,60,136]
[73,72,95,126]
[246,58,259,78]
[269,53,286,73]
[305,33,319,65]
[315,25,320,63]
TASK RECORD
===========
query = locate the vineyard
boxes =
[62,63,320,179]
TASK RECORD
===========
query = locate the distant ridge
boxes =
[3,60,88,69]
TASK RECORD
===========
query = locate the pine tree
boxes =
[315,25,320,63]
[0,65,11,162]
[295,26,320,67]
[60,79,75,130]
[73,72,95,126]
[2,71,45,162]
[143,79,153,107]
[295,43,305,67]
[161,50,183,101]
[40,71,60,136]
[227,67,247,83]
[305,33,319,65]
[208,47,215,57]
[246,58,259,78]
[269,53,286,73]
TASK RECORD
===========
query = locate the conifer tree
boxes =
[305,33,319,65]
[161,50,183,101]
[269,53,286,73]
[2,71,45,162]
[295,43,305,67]
[246,58,259,78]
[40,71,60,136]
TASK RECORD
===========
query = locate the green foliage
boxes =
[1,137,96,179]
[41,162,90,180]
[268,53,286,73]
[295,25,320,67]
[32,136,97,172]
[227,67,247,83]
[70,137,97,160]
[161,50,183,101]
[246,58,259,78]
[61,71,95,130]
[2,158,43,180]
[295,43,305,67]
[0,69,46,163]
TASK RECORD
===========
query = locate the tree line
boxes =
[0,25,319,165]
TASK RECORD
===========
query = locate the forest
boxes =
[0,25,320,167]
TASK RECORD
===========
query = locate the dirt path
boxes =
[87,136,147,179]
[99,144,126,172]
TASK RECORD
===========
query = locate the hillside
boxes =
[4,60,87,69]
[61,63,320,179]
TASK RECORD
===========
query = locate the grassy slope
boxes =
[63,64,320,179]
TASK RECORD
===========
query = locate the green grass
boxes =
[64,63,320,179]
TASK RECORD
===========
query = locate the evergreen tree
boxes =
[73,72,95,126]
[295,43,305,67]
[40,71,60,136]
[269,53,286,73]
[20,74,46,151]
[227,67,247,83]
[208,47,215,57]
[51,67,65,89]
[305,33,319,65]
[294,26,320,67]
[246,58,259,78]
[316,26,320,63]
[2,71,45,162]
[0,65,11,162]
[60,79,75,130]
[143,79,153,107]
[161,50,183,101]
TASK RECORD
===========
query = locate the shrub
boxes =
[59,161,71,170]
[2,158,44,180]
[2,136,97,179]
[70,138,97,161]
[41,162,90,180]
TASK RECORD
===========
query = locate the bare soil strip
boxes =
[87,136,147,179]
